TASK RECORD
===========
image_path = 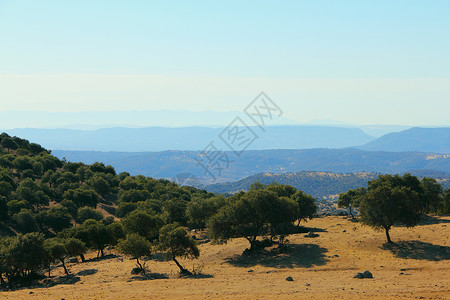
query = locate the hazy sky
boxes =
[1,0,449,126]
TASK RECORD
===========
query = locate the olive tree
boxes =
[158,223,199,275]
[117,234,152,274]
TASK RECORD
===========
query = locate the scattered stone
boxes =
[286,276,294,281]
[362,270,373,278]
[353,273,364,279]
[305,283,310,286]
[399,272,404,275]
[29,291,34,294]
[333,254,339,257]
[342,230,346,232]
[400,268,406,271]
[305,231,319,238]
[69,258,78,263]
[248,270,254,273]
[131,268,142,275]
[192,235,198,240]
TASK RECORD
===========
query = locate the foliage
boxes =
[158,223,199,274]
[359,174,423,243]
[122,211,162,241]
[117,234,152,274]
[337,187,365,218]
[38,206,73,232]
[77,206,104,224]
[208,189,300,252]
[186,196,225,229]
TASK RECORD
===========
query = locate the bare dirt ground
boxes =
[1,216,449,299]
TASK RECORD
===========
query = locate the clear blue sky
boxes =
[0,0,449,125]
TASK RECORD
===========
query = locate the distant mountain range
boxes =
[0,110,298,130]
[52,148,450,185]
[357,127,450,153]
[204,171,450,199]
[7,126,374,152]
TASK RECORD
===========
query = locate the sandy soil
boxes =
[1,215,449,299]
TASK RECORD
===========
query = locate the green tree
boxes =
[15,178,50,210]
[65,238,87,263]
[439,188,450,214]
[359,184,422,243]
[63,188,99,208]
[1,138,18,153]
[122,210,162,241]
[115,202,138,218]
[420,177,443,214]
[117,234,152,274]
[2,233,46,281]
[106,221,125,245]
[38,206,73,232]
[292,190,317,224]
[89,175,111,196]
[77,206,104,224]
[79,219,111,257]
[12,209,38,233]
[186,196,225,229]
[337,187,365,218]
[44,238,69,275]
[0,196,8,222]
[208,189,296,252]
[158,223,199,275]
[0,181,14,198]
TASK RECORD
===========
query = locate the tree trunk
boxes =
[80,254,85,262]
[173,255,191,275]
[136,258,145,275]
[61,260,69,275]
[385,227,392,244]
[349,205,354,219]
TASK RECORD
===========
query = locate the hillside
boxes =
[2,216,449,299]
[358,127,450,153]
[53,148,450,184]
[0,132,213,236]
[6,126,374,152]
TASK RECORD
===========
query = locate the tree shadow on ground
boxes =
[225,243,329,269]
[1,274,81,292]
[301,227,328,233]
[130,273,168,281]
[418,215,450,225]
[76,269,98,276]
[86,254,119,262]
[382,240,450,261]
[185,274,214,279]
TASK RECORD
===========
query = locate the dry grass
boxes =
[1,215,449,299]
